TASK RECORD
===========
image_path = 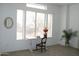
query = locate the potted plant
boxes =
[61,29,77,46]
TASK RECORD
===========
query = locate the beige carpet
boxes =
[1,45,79,56]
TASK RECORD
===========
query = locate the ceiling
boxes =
[40,3,77,6]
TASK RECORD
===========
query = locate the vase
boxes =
[43,28,48,32]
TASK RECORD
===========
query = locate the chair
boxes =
[36,32,47,52]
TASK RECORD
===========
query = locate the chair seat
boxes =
[36,43,45,47]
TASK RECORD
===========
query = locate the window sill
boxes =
[17,37,53,40]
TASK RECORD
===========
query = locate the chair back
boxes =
[41,37,47,44]
[41,32,47,45]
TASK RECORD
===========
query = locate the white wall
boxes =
[59,5,69,45]
[69,4,79,48]
[60,4,79,49]
[1,3,79,53]
[0,3,61,52]
[0,4,31,52]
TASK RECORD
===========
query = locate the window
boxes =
[36,13,45,38]
[17,4,53,40]
[17,10,24,40]
[48,14,53,37]
[26,3,47,10]
[26,11,35,39]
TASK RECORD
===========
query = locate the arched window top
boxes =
[26,3,47,10]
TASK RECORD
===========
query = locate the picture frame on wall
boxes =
[4,17,13,29]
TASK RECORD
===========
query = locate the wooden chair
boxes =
[36,33,47,52]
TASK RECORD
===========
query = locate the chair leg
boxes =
[44,46,46,51]
[41,47,43,52]
[36,46,38,50]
